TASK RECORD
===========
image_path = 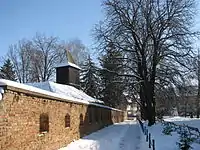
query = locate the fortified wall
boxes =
[0,52,125,150]
[0,81,124,150]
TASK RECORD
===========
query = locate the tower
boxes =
[56,50,81,88]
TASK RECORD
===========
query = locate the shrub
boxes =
[177,129,194,150]
[162,124,173,135]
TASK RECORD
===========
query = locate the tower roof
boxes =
[56,62,81,70]
[55,50,81,70]
[66,50,76,64]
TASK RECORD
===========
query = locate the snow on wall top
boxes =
[0,87,4,101]
[0,79,122,111]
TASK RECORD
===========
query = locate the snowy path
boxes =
[119,121,147,150]
[59,120,148,150]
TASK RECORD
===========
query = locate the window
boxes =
[65,114,70,127]
[40,113,49,133]
[80,113,84,126]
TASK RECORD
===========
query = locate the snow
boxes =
[0,79,90,105]
[0,79,122,111]
[163,116,200,135]
[146,117,200,150]
[27,81,104,104]
[0,87,4,101]
[55,62,81,70]
[59,120,148,150]
[0,87,4,94]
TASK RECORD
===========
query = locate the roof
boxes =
[0,79,122,111]
[66,50,76,64]
[55,50,81,70]
[27,81,103,104]
[55,62,81,70]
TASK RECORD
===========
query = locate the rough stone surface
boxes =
[0,89,124,150]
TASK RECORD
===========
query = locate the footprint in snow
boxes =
[135,146,140,150]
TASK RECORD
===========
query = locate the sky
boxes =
[0,0,103,59]
[1,0,200,62]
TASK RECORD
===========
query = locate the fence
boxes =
[137,118,200,150]
[137,118,155,150]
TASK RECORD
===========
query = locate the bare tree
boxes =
[7,34,65,83]
[8,40,33,83]
[94,0,198,125]
[31,34,65,81]
[193,48,200,118]
[7,34,90,83]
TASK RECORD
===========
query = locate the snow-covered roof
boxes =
[26,81,103,104]
[0,79,122,111]
[55,62,81,70]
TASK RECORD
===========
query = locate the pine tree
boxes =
[0,59,16,81]
[80,55,99,98]
[99,43,126,108]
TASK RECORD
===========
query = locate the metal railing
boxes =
[137,118,155,150]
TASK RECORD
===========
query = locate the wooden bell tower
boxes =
[56,50,81,88]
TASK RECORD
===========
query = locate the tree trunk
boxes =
[196,90,200,118]
[197,53,200,118]
[184,100,187,117]
[141,81,156,126]
[140,87,148,120]
[146,82,156,126]
[138,70,156,125]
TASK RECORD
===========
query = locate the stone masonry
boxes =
[0,86,124,150]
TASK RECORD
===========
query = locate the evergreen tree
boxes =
[99,43,126,108]
[80,55,99,98]
[0,59,16,81]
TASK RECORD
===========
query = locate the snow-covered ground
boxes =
[147,117,200,150]
[164,116,200,130]
[58,117,200,150]
[59,120,148,150]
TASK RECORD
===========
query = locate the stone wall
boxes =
[0,88,124,150]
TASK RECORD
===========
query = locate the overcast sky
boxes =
[0,0,200,61]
